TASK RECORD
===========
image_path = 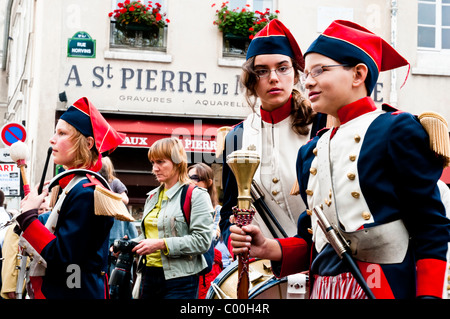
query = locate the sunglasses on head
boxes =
[189,174,200,182]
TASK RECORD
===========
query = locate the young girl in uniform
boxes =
[220,19,327,247]
[17,97,127,299]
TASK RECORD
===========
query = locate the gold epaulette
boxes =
[290,179,300,196]
[215,126,232,158]
[418,111,450,167]
[94,186,135,222]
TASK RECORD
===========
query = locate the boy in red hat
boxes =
[230,20,450,299]
[15,97,131,299]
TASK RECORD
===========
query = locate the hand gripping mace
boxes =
[10,141,31,196]
[226,145,260,299]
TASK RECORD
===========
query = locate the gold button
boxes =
[313,148,318,156]
[272,190,278,196]
[101,271,106,276]
[351,191,360,199]
[347,173,356,180]
[325,199,332,207]
[349,155,356,161]
[310,167,317,175]
[272,178,279,183]
[308,228,313,234]
[306,209,312,216]
[362,211,371,220]
[354,135,361,143]
[306,189,314,196]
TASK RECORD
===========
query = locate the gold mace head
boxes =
[226,145,260,211]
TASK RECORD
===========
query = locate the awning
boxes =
[107,117,237,153]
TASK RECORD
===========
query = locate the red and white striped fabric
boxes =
[310,272,368,299]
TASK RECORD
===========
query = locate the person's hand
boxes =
[230,224,266,257]
[20,185,49,213]
[16,185,49,231]
[132,238,166,256]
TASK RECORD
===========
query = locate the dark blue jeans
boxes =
[140,266,199,299]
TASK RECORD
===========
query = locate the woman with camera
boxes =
[131,137,214,299]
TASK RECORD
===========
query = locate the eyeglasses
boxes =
[254,65,293,78]
[300,64,350,84]
[189,174,200,182]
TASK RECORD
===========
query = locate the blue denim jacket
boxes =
[135,182,214,280]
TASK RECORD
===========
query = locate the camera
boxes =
[113,237,138,254]
[109,238,139,299]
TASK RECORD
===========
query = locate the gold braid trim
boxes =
[419,111,450,167]
[94,186,135,221]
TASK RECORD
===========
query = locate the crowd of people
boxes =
[0,18,449,300]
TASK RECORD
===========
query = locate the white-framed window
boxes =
[418,0,450,50]
[109,0,168,51]
[415,0,450,76]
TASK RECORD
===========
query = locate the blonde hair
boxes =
[148,137,190,186]
[100,156,116,183]
[66,122,98,169]
[240,56,316,136]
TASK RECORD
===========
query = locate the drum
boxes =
[205,258,288,299]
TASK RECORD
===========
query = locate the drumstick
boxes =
[38,146,52,194]
[10,141,30,196]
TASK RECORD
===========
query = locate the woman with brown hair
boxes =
[220,19,327,247]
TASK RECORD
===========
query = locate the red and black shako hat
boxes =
[304,20,409,95]
[246,19,304,71]
[60,97,126,154]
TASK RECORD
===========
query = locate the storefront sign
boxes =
[62,63,250,118]
[0,163,20,196]
[67,31,96,58]
[121,134,216,153]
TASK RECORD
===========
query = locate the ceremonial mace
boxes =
[9,141,30,196]
[226,145,260,299]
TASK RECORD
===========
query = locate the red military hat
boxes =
[60,97,126,154]
[305,20,409,94]
[246,19,304,71]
